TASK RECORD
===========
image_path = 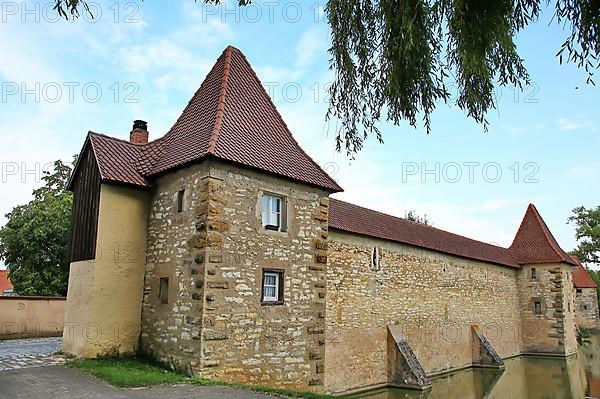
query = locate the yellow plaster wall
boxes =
[62,259,95,356]
[0,297,65,340]
[62,184,149,358]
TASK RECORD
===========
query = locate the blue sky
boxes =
[0,0,598,270]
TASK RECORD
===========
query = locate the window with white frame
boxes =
[262,193,286,231]
[262,270,283,304]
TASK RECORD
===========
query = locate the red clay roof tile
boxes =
[70,47,576,272]
[88,133,151,188]
[508,204,576,265]
[75,46,341,192]
[150,46,342,191]
[328,199,519,268]
[0,270,13,292]
[572,256,598,288]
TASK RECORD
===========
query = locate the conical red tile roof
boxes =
[73,46,341,193]
[508,204,576,265]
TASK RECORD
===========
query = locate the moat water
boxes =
[355,334,600,399]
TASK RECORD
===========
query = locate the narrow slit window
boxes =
[534,301,542,314]
[177,190,185,213]
[370,247,381,271]
[531,268,537,280]
[159,277,169,304]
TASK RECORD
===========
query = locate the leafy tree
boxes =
[53,0,599,155]
[569,205,600,265]
[406,210,431,226]
[0,160,74,296]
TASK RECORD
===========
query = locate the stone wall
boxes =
[141,160,329,390]
[140,162,209,373]
[325,231,522,394]
[517,263,577,355]
[575,287,599,328]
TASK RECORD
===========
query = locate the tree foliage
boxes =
[405,210,431,226]
[54,0,599,155]
[0,160,74,296]
[327,0,599,153]
[569,205,600,265]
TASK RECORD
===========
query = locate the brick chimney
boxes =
[130,120,149,144]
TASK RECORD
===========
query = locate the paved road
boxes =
[0,366,278,399]
[0,337,63,371]
[0,338,277,398]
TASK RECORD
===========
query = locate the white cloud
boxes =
[557,117,597,131]
[478,199,511,211]
[295,26,328,69]
[564,162,600,181]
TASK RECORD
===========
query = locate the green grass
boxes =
[66,358,188,388]
[67,357,337,398]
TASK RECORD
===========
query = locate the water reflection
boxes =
[355,334,600,399]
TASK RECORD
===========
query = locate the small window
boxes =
[534,301,542,314]
[262,270,284,304]
[584,305,588,310]
[177,190,185,213]
[577,288,583,294]
[531,268,537,280]
[370,247,381,271]
[159,277,169,304]
[262,193,286,232]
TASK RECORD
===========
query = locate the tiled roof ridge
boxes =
[207,45,234,154]
[330,198,510,251]
[89,130,137,146]
[89,131,145,177]
[72,46,342,192]
[86,132,106,181]
[149,46,231,154]
[529,203,569,262]
[229,46,342,191]
[510,203,575,265]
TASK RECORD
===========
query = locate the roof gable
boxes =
[328,199,519,268]
[572,256,598,288]
[508,204,576,265]
[70,46,341,193]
